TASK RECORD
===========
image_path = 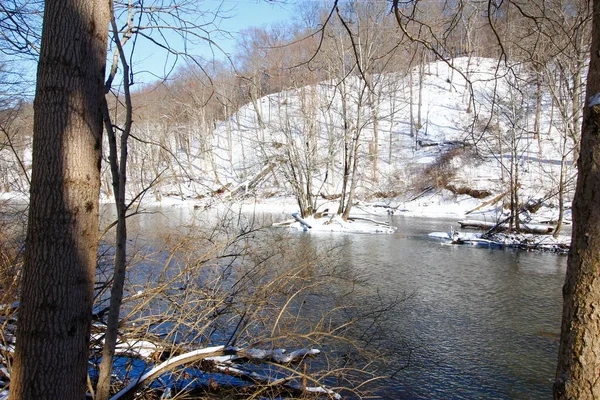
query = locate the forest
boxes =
[0,1,599,399]
[1,0,588,229]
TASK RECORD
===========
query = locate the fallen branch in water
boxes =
[110,346,227,399]
[109,345,336,400]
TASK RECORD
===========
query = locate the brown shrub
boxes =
[445,184,491,199]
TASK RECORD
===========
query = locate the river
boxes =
[113,205,566,399]
[329,216,565,399]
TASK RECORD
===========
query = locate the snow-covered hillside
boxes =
[197,57,575,224]
[0,57,576,228]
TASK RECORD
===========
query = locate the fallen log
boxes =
[458,219,554,234]
[109,346,336,400]
[465,191,508,215]
[347,216,392,228]
[227,162,276,197]
[110,346,228,400]
[409,186,435,202]
[292,213,312,229]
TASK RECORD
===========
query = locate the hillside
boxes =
[191,57,574,226]
[0,57,577,229]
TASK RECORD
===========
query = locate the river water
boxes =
[329,216,566,399]
[115,205,566,399]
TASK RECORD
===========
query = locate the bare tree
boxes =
[0,0,41,59]
[89,209,397,399]
[94,1,233,397]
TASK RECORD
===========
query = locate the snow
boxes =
[286,214,396,234]
[53,56,571,226]
[0,192,27,202]
[2,56,575,241]
[114,339,159,359]
[205,347,321,364]
[428,227,570,253]
[428,231,481,241]
[90,332,160,359]
[128,57,574,241]
[3,57,577,237]
[304,386,342,399]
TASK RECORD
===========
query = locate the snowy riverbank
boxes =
[133,189,572,248]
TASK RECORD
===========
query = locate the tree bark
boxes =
[554,2,600,398]
[9,1,110,399]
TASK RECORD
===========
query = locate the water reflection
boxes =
[110,207,566,399]
[269,216,565,399]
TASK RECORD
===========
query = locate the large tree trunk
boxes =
[9,1,110,399]
[554,2,600,398]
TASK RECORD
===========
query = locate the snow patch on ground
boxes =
[281,214,396,234]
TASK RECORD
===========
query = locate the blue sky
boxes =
[13,1,314,91]
[129,0,303,84]
[211,0,299,35]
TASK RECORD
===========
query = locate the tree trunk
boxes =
[249,80,266,129]
[553,151,566,239]
[513,160,520,233]
[9,1,110,399]
[417,52,424,133]
[225,103,234,174]
[96,9,132,399]
[534,70,543,139]
[338,84,350,215]
[511,130,520,233]
[555,2,600,397]
[388,85,396,164]
[370,90,379,184]
[409,68,414,137]
[341,137,360,221]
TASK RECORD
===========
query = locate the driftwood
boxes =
[110,346,228,400]
[109,346,335,400]
[409,186,435,202]
[292,213,312,229]
[465,191,508,215]
[227,162,276,197]
[458,219,554,234]
[347,216,392,228]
